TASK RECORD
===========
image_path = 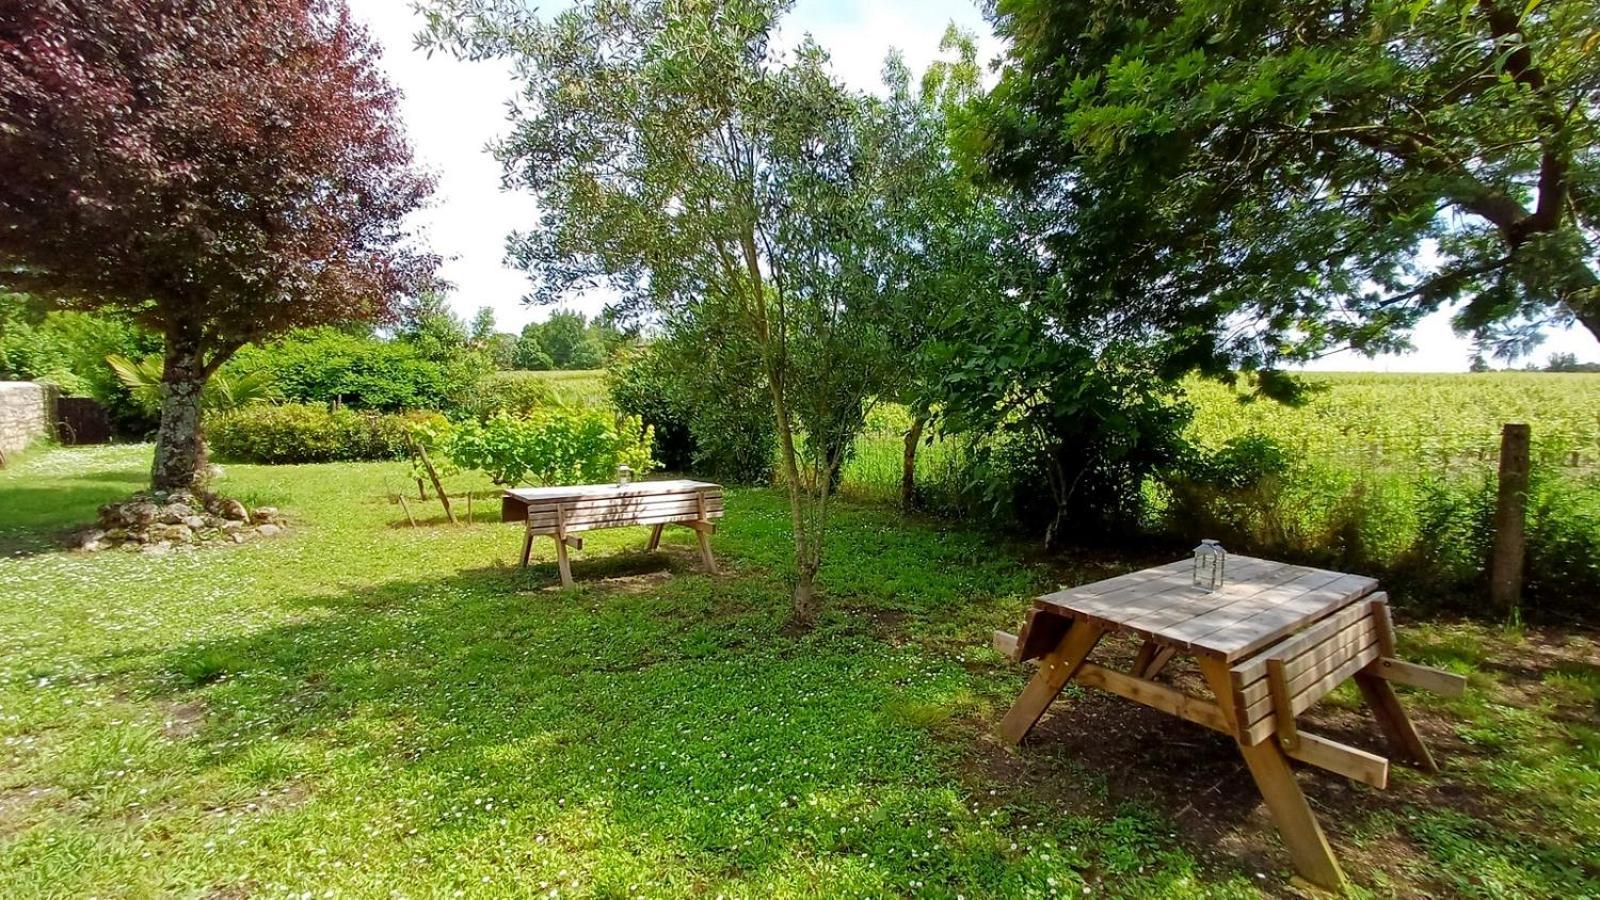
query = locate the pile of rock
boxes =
[77,491,286,553]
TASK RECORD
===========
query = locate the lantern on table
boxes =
[1192,539,1227,592]
[616,465,634,486]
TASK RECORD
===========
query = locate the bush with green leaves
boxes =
[0,301,163,436]
[452,371,558,421]
[439,408,654,487]
[608,338,775,483]
[208,403,443,464]
[230,328,451,412]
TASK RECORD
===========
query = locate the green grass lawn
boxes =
[1,446,1596,897]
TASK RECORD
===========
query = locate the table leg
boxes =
[520,528,534,568]
[552,534,574,587]
[1000,619,1104,745]
[553,505,574,588]
[1130,640,1178,680]
[1130,640,1158,676]
[1354,670,1438,773]
[1197,656,1345,892]
[693,491,716,573]
[647,523,664,552]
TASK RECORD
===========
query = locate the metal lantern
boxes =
[1192,539,1227,592]
[616,465,634,486]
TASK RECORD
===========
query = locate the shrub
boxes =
[608,339,775,482]
[608,346,695,470]
[209,403,443,464]
[453,371,558,421]
[440,408,654,486]
[230,328,451,412]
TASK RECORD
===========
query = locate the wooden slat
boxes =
[1047,557,1278,621]
[1373,658,1466,697]
[1233,596,1385,687]
[1238,612,1378,718]
[527,509,722,535]
[1185,573,1379,661]
[524,486,726,509]
[525,497,724,520]
[1000,621,1105,744]
[994,630,1019,661]
[1016,607,1073,662]
[1283,731,1389,789]
[1042,557,1284,634]
[527,499,724,526]
[1074,663,1232,734]
[506,479,720,502]
[1115,565,1338,653]
[1244,644,1382,744]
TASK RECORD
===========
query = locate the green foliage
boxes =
[514,311,612,371]
[1160,373,1600,619]
[208,403,443,464]
[106,354,278,413]
[607,345,696,471]
[0,299,163,435]
[978,0,1600,365]
[439,408,655,487]
[608,339,776,483]
[451,370,559,421]
[924,301,1192,546]
[231,328,451,412]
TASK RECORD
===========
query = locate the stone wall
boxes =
[0,381,58,458]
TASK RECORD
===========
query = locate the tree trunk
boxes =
[792,564,818,624]
[150,330,208,493]
[900,414,926,513]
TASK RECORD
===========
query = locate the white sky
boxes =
[346,0,1600,372]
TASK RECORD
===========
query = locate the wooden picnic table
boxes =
[502,479,724,587]
[993,555,1464,891]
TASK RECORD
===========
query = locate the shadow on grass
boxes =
[0,483,141,556]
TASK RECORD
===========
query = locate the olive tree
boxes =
[422,0,916,619]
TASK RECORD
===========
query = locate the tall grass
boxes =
[840,374,1600,620]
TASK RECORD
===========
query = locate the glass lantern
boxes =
[616,465,633,486]
[1192,539,1227,592]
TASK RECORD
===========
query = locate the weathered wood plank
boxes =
[1283,731,1389,789]
[1185,573,1378,661]
[1244,644,1382,744]
[1075,663,1232,733]
[994,630,1019,661]
[1000,621,1105,745]
[1238,612,1379,716]
[1373,658,1466,697]
[1041,557,1283,631]
[1121,564,1337,637]
[1233,596,1384,687]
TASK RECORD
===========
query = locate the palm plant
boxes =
[107,354,277,412]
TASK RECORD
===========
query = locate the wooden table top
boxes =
[1036,555,1378,662]
[503,479,721,504]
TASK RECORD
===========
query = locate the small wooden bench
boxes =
[501,479,724,586]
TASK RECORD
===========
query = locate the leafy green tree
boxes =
[978,0,1600,368]
[230,328,450,411]
[513,322,554,371]
[485,332,520,370]
[422,0,912,619]
[469,305,497,346]
[0,0,435,491]
[538,310,605,370]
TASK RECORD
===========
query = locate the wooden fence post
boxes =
[1489,423,1530,614]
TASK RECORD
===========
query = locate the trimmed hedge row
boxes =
[208,403,444,464]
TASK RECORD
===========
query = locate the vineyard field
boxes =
[1183,372,1600,471]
